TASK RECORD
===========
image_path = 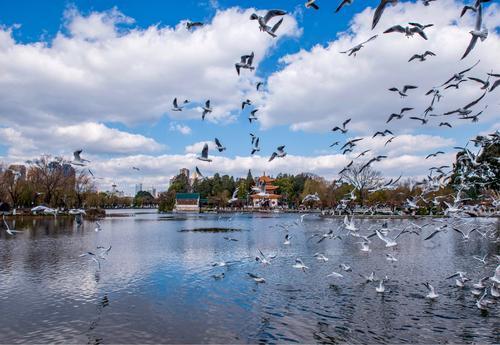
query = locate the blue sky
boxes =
[0,0,498,193]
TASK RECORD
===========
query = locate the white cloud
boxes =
[0,7,300,129]
[86,149,456,195]
[258,0,500,133]
[184,141,217,154]
[0,122,162,159]
[169,122,192,135]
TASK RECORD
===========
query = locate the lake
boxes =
[0,210,498,344]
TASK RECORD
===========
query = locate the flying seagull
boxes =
[197,143,212,162]
[2,215,23,236]
[384,23,433,40]
[387,107,413,123]
[214,138,226,152]
[441,59,480,86]
[250,10,287,38]
[186,21,204,30]
[72,149,90,166]
[408,50,436,62]
[461,4,488,60]
[439,122,452,128]
[425,151,445,159]
[202,100,212,120]
[269,146,287,162]
[332,118,351,133]
[235,52,255,75]
[251,137,260,155]
[249,109,259,123]
[172,98,185,111]
[340,35,378,57]
[409,116,428,125]
[242,99,252,109]
[423,282,439,299]
[389,85,418,97]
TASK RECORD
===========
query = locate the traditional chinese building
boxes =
[251,174,280,208]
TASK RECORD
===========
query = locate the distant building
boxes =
[135,183,143,195]
[251,174,281,208]
[174,193,200,213]
[190,169,200,185]
[179,168,190,179]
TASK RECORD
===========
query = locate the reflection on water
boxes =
[0,211,498,344]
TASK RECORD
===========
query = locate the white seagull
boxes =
[197,143,212,162]
[2,215,23,236]
[250,10,287,37]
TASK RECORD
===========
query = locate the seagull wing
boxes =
[461,36,479,60]
[201,143,209,158]
[264,9,287,24]
[335,0,349,12]
[384,25,406,34]
[372,0,391,29]
[247,52,255,66]
[361,35,378,44]
[408,54,421,62]
[475,3,482,30]
[459,59,480,74]
[342,118,351,128]
[490,79,500,92]
[424,230,440,240]
[464,91,486,109]
[215,138,222,148]
[269,152,277,162]
[468,77,486,86]
[453,227,465,237]
[270,18,284,34]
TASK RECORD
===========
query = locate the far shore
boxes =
[2,208,498,219]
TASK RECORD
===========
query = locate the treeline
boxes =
[0,155,133,210]
[157,168,456,212]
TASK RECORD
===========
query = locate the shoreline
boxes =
[2,209,498,219]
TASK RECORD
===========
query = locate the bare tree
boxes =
[74,170,95,208]
[0,165,28,208]
[340,163,383,206]
[27,155,73,206]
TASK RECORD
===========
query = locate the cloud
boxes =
[0,7,300,129]
[0,122,163,159]
[258,0,500,133]
[184,141,217,154]
[169,122,192,135]
[86,148,456,195]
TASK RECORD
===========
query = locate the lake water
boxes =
[0,211,498,344]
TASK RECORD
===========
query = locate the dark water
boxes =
[0,211,498,344]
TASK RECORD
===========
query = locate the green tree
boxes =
[134,191,154,207]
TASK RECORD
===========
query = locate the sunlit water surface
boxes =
[0,211,498,344]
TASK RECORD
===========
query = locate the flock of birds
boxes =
[12,0,493,201]
[207,212,500,314]
[174,0,498,200]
